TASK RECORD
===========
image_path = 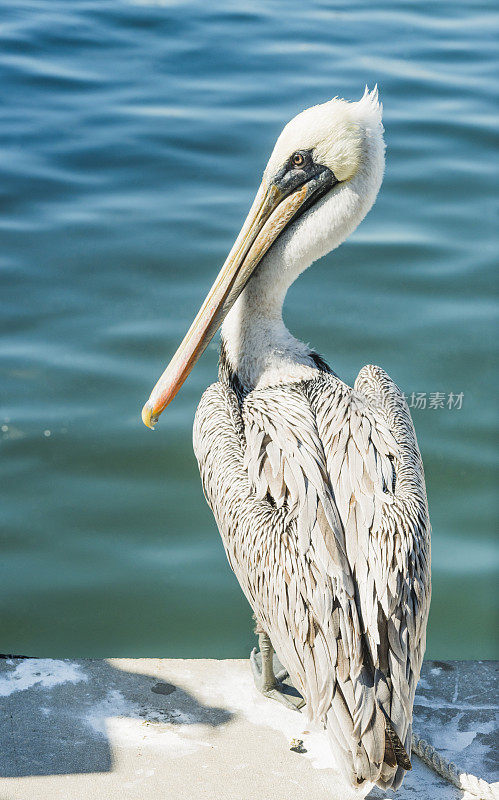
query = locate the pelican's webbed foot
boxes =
[250,632,305,712]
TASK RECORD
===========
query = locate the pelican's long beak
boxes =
[142,164,333,429]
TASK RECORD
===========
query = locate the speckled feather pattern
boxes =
[193,363,430,791]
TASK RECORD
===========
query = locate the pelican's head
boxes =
[265,87,383,186]
[142,88,384,428]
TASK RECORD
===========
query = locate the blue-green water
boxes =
[0,1,497,659]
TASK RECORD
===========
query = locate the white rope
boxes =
[412,732,499,800]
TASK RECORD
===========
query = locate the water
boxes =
[0,1,497,660]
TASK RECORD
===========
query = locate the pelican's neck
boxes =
[221,266,315,391]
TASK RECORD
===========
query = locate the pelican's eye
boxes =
[291,152,305,168]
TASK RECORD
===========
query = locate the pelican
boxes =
[142,88,431,792]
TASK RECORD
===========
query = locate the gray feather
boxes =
[192,364,431,791]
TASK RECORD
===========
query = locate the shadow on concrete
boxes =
[0,658,233,778]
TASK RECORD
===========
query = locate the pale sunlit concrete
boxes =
[0,659,497,800]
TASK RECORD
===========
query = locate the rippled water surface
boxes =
[0,1,497,658]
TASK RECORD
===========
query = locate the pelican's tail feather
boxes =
[384,718,412,771]
[325,697,411,790]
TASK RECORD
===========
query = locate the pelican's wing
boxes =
[242,368,430,787]
[240,379,392,782]
[306,365,431,786]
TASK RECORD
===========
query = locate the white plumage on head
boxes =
[265,86,384,183]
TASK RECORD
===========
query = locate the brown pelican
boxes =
[142,88,431,792]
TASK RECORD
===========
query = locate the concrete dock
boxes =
[0,658,497,800]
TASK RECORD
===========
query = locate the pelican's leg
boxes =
[256,632,279,691]
[250,623,305,711]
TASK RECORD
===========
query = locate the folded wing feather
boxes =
[193,365,430,790]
